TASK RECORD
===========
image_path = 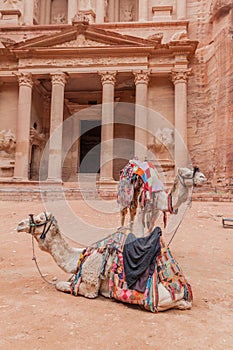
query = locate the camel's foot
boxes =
[157,299,192,311]
[56,281,71,293]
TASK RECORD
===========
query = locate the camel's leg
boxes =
[137,209,145,237]
[147,210,160,234]
[120,207,128,227]
[129,202,138,231]
[56,281,71,293]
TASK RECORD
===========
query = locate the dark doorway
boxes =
[30,144,40,180]
[79,120,101,173]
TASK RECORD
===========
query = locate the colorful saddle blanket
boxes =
[70,230,193,313]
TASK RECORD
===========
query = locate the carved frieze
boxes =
[18,56,146,69]
[53,35,107,48]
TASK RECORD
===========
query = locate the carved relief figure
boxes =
[53,13,66,23]
[120,0,136,22]
[147,127,174,155]
[0,129,16,155]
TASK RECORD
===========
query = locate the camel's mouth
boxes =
[17,221,28,233]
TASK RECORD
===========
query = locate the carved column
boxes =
[172,69,191,167]
[48,72,68,181]
[23,0,34,25]
[14,73,33,180]
[99,71,116,181]
[134,70,150,160]
[68,0,78,24]
[95,0,105,23]
[176,0,186,19]
[138,0,148,22]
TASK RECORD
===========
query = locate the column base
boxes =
[47,177,63,183]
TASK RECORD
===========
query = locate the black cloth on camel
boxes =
[123,227,162,292]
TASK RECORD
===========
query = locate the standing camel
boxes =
[117,159,206,236]
[17,212,193,312]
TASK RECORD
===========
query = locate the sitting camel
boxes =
[17,212,193,312]
[117,160,206,236]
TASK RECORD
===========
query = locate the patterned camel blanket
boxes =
[117,159,165,209]
[70,229,192,312]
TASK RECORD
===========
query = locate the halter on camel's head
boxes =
[17,212,56,240]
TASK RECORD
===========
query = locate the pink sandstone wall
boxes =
[187,0,233,190]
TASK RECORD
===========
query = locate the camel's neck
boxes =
[39,228,84,274]
[171,178,191,209]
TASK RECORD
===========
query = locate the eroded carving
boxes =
[170,30,188,41]
[53,13,66,24]
[30,127,45,148]
[147,128,174,154]
[0,129,16,154]
[210,0,233,20]
[120,1,135,22]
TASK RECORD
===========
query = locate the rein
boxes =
[29,213,57,285]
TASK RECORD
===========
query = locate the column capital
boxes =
[171,68,192,84]
[50,72,68,87]
[17,72,33,88]
[133,70,151,85]
[98,71,117,85]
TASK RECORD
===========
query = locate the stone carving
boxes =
[210,0,233,20]
[170,30,188,41]
[53,36,107,48]
[147,127,174,154]
[17,72,33,88]
[53,13,66,24]
[0,129,16,154]
[3,0,21,8]
[171,69,192,84]
[147,33,163,43]
[99,71,117,85]
[0,36,16,47]
[30,127,45,148]
[133,70,151,85]
[120,1,135,22]
[51,72,68,86]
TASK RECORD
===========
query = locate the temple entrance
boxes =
[79,120,101,173]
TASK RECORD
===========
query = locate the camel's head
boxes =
[17,212,57,245]
[178,167,207,187]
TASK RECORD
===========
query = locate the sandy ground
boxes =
[0,199,233,350]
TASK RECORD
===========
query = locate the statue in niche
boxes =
[120,2,135,22]
[30,126,45,148]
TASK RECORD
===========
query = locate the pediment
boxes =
[10,23,161,51]
[52,34,109,48]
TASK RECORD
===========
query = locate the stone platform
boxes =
[0,179,232,202]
